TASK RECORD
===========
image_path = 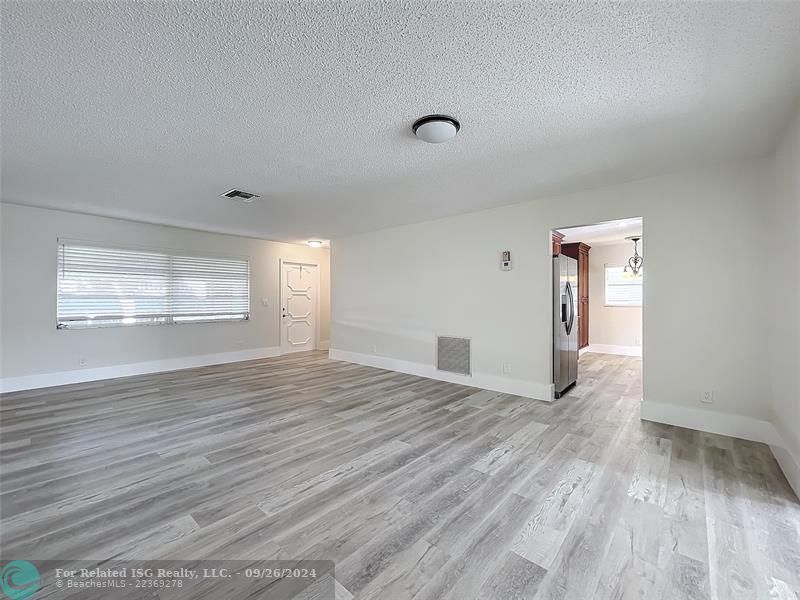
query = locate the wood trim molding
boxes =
[641,400,800,498]
[582,344,642,357]
[551,231,565,256]
[770,435,800,501]
[560,241,592,259]
[640,401,781,446]
[329,348,554,402]
[0,346,282,393]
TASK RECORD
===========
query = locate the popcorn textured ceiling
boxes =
[2,1,799,241]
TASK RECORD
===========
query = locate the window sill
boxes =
[56,317,250,330]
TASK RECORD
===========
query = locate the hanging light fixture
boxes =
[624,236,643,276]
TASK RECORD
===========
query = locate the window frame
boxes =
[55,238,251,330]
[603,264,643,308]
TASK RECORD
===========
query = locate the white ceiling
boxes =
[2,2,799,243]
[558,218,642,245]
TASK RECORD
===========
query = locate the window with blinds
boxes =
[604,266,643,307]
[57,242,250,328]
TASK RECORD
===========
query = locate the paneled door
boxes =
[280,261,318,354]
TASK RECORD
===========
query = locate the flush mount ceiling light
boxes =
[307,240,324,248]
[624,236,643,276]
[412,114,460,143]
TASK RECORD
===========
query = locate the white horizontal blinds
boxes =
[605,266,643,306]
[57,244,171,326]
[57,242,249,328]
[170,254,250,322]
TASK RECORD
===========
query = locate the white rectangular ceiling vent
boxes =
[221,189,259,203]
[436,336,471,376]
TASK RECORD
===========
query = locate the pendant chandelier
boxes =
[624,236,643,276]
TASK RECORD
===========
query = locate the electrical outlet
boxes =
[371,344,377,354]
[261,297,269,307]
[502,362,512,374]
[701,390,714,404]
[79,357,88,367]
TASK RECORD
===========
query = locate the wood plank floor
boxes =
[1,351,799,599]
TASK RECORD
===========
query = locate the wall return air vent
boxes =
[436,336,472,376]
[221,189,260,203]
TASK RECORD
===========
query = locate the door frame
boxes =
[278,258,322,354]
[548,216,644,398]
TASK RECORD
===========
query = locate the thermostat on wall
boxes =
[501,250,512,271]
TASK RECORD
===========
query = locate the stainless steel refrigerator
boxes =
[553,254,578,398]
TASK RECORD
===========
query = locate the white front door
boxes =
[280,262,318,354]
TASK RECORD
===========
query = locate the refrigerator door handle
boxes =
[565,281,575,335]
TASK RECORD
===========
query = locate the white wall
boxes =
[0,204,330,388]
[768,107,800,493]
[332,158,771,425]
[587,241,643,350]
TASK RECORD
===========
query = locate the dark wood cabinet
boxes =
[561,242,590,349]
[551,231,565,256]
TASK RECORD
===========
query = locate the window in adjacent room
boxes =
[604,265,643,307]
[56,241,250,328]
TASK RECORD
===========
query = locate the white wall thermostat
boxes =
[501,250,512,271]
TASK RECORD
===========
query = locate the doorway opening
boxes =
[551,217,643,399]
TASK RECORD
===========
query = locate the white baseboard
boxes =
[583,344,642,357]
[328,348,553,402]
[771,443,800,500]
[640,400,780,445]
[317,340,330,351]
[0,347,281,393]
[641,400,800,499]
[770,421,800,500]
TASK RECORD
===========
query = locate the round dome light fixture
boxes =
[307,240,324,248]
[412,114,460,144]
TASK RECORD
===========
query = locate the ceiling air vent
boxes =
[221,189,259,203]
[437,336,471,376]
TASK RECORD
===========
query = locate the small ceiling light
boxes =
[412,114,460,143]
[624,236,643,276]
[307,240,324,248]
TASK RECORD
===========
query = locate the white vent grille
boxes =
[437,336,471,376]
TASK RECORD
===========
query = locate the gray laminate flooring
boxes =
[1,351,799,599]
